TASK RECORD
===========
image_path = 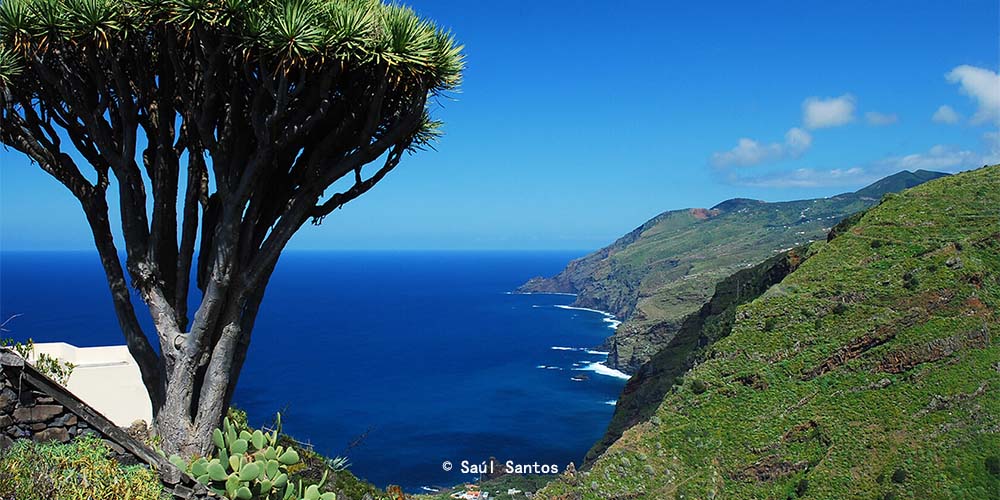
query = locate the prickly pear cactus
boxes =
[169,414,335,500]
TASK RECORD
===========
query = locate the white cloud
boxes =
[932,105,961,124]
[711,138,778,167]
[865,111,898,126]
[802,94,856,129]
[784,127,813,151]
[728,144,997,188]
[946,65,1000,124]
[710,127,812,167]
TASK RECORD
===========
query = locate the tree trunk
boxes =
[153,313,253,456]
[155,342,238,457]
[151,254,269,457]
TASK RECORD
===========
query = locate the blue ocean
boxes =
[0,251,626,491]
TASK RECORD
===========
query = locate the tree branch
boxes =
[81,193,166,412]
[246,97,426,289]
[176,147,206,330]
[310,142,407,221]
[0,95,165,410]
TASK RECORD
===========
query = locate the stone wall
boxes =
[0,367,128,458]
[0,350,216,499]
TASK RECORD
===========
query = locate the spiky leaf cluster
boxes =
[0,0,463,161]
[0,0,462,90]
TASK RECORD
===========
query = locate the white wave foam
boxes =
[551,346,609,355]
[604,400,617,406]
[421,486,440,492]
[554,304,613,316]
[536,365,562,370]
[574,362,630,380]
[553,304,621,330]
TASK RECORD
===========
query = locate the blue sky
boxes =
[1,0,998,251]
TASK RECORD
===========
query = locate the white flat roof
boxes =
[30,342,152,428]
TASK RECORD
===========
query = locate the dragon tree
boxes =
[0,0,462,456]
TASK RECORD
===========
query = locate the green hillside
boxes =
[584,246,814,465]
[517,170,948,374]
[538,165,1000,499]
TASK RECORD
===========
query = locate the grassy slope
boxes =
[584,246,814,465]
[518,171,948,374]
[539,166,1000,499]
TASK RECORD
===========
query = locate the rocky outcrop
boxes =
[515,210,677,317]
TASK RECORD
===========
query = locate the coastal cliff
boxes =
[540,165,1000,499]
[517,170,948,374]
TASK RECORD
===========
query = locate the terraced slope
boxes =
[518,170,948,374]
[539,165,1000,499]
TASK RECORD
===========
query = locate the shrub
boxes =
[1,336,75,385]
[795,478,809,496]
[691,380,708,394]
[227,406,250,430]
[891,468,907,483]
[986,456,1000,476]
[763,318,778,332]
[832,303,848,315]
[870,239,883,249]
[0,434,162,499]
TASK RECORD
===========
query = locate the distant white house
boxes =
[30,342,152,427]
